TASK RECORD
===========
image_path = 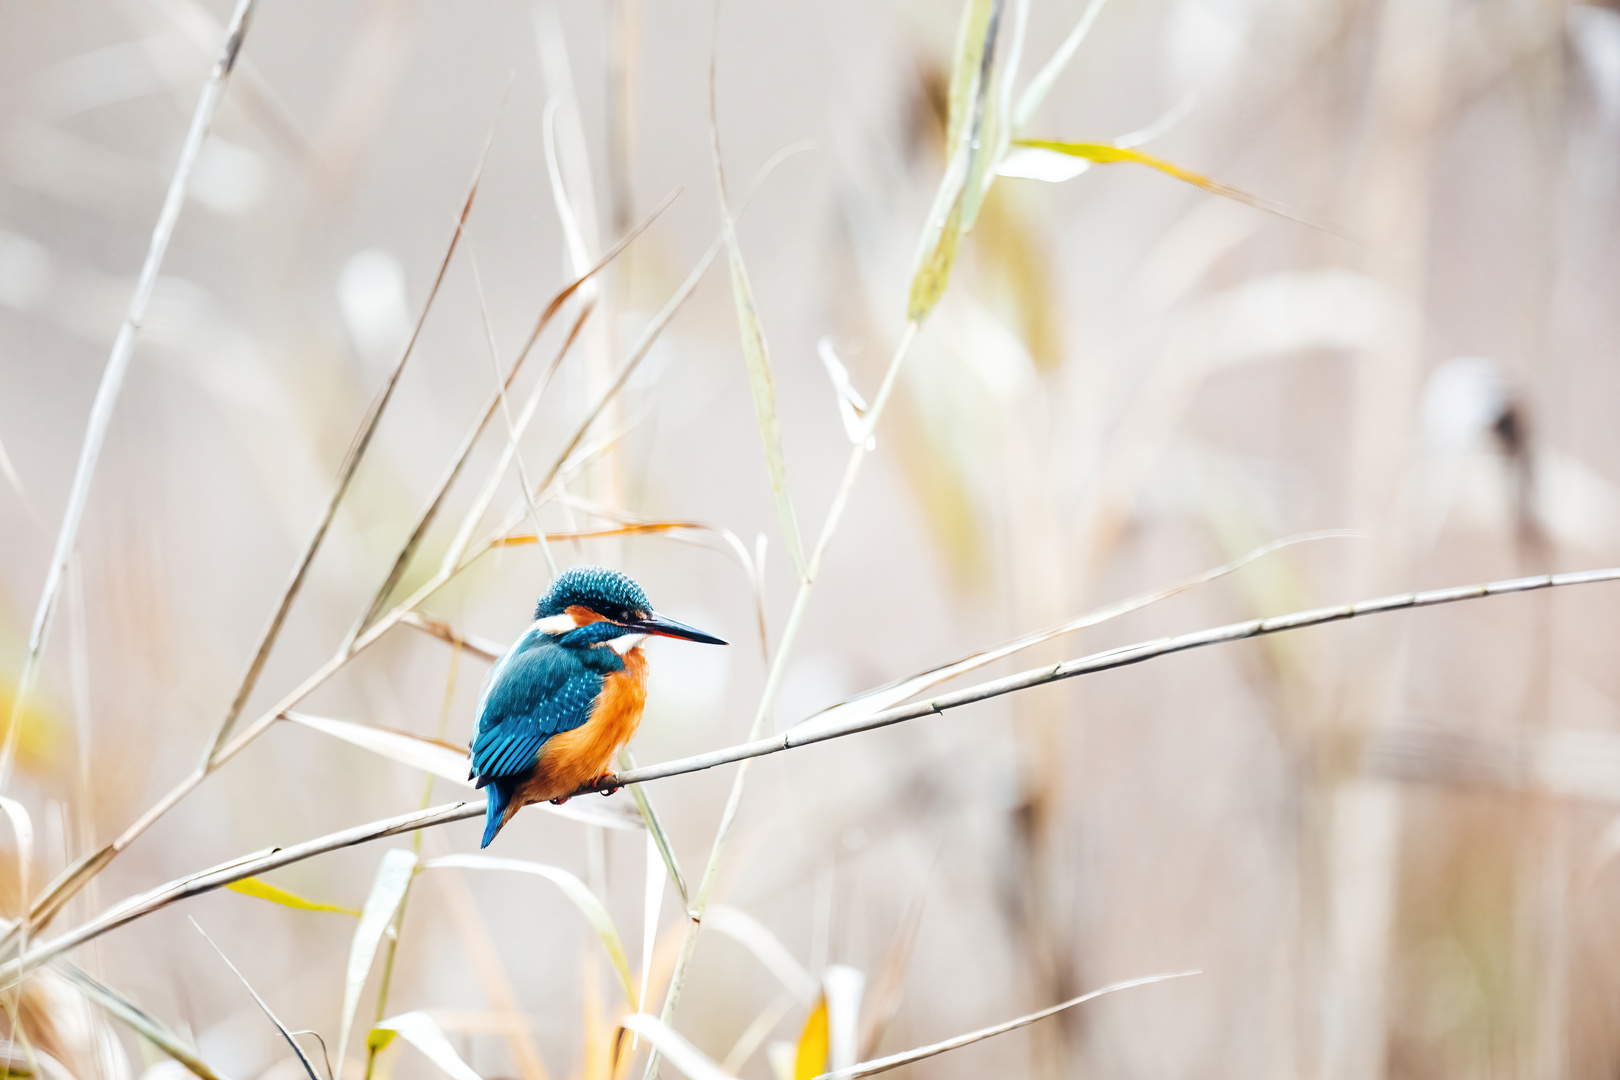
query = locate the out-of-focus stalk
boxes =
[641,322,919,1079]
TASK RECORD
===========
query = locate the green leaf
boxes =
[366,1027,398,1053]
[906,0,1002,323]
[424,854,637,1009]
[226,876,360,916]
[335,848,418,1080]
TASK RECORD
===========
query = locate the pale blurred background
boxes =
[4,0,1620,1078]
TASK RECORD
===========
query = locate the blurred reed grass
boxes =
[3,1,1620,1080]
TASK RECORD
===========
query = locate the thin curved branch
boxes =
[605,566,1620,788]
[3,564,1613,988]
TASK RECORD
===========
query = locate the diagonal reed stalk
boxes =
[345,188,678,646]
[0,189,683,955]
[2,147,801,956]
[0,0,259,793]
[0,119,510,949]
[4,565,1615,989]
[641,319,920,1079]
[209,102,503,763]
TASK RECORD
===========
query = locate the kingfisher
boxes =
[470,565,726,847]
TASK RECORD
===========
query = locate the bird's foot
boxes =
[549,794,572,806]
[595,772,620,797]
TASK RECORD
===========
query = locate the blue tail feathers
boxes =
[481,780,515,848]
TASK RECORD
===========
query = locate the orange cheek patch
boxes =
[566,604,607,626]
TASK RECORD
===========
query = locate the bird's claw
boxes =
[596,772,620,797]
[549,795,571,806]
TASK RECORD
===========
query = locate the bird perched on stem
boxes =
[470,566,726,847]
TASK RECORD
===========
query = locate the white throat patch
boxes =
[608,633,646,655]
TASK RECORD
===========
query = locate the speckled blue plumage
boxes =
[534,565,650,622]
[470,615,630,847]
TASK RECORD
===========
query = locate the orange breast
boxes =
[510,648,648,812]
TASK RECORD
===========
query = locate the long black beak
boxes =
[632,611,727,645]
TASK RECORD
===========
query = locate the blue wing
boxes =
[470,633,622,784]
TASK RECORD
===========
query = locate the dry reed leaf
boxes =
[407,1011,530,1035]
[282,712,472,787]
[356,185,673,635]
[817,970,1198,1078]
[543,98,594,283]
[958,1,1012,233]
[469,248,553,578]
[463,140,808,582]
[640,832,663,1020]
[535,5,601,275]
[710,41,805,579]
[190,918,320,1080]
[615,1015,735,1080]
[582,951,608,1080]
[0,797,33,939]
[4,0,260,790]
[544,493,772,653]
[423,855,637,1009]
[1010,0,1109,128]
[705,906,817,1006]
[398,613,505,663]
[373,1012,483,1080]
[335,849,417,1080]
[995,145,1089,181]
[819,968,864,1076]
[281,711,643,831]
[0,429,30,513]
[0,1040,72,1080]
[423,869,549,1080]
[719,994,794,1076]
[1009,139,1329,230]
[813,340,873,450]
[856,883,929,1060]
[791,994,828,1080]
[494,522,708,546]
[907,0,999,322]
[56,963,224,1080]
[223,877,359,917]
[208,92,499,760]
[620,748,688,905]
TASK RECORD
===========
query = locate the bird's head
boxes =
[533,566,727,645]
